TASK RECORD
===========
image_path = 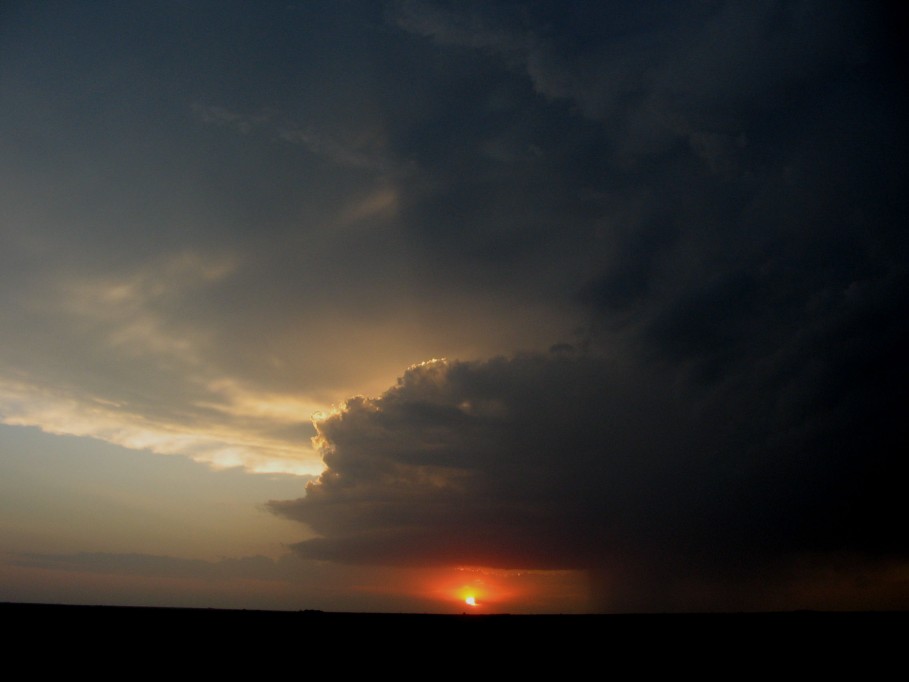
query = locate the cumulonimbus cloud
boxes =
[269,345,906,592]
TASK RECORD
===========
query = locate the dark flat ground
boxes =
[4,602,903,671]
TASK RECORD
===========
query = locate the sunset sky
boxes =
[1,1,906,613]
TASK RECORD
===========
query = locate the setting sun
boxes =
[465,596,477,607]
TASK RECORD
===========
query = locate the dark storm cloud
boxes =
[265,1,907,608]
[269,355,695,568]
[271,348,907,609]
[385,1,872,322]
[386,1,907,391]
[270,341,906,557]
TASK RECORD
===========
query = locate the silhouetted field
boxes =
[3,601,904,663]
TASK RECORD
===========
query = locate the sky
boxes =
[1,0,906,613]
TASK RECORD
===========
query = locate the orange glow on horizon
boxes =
[414,566,590,614]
